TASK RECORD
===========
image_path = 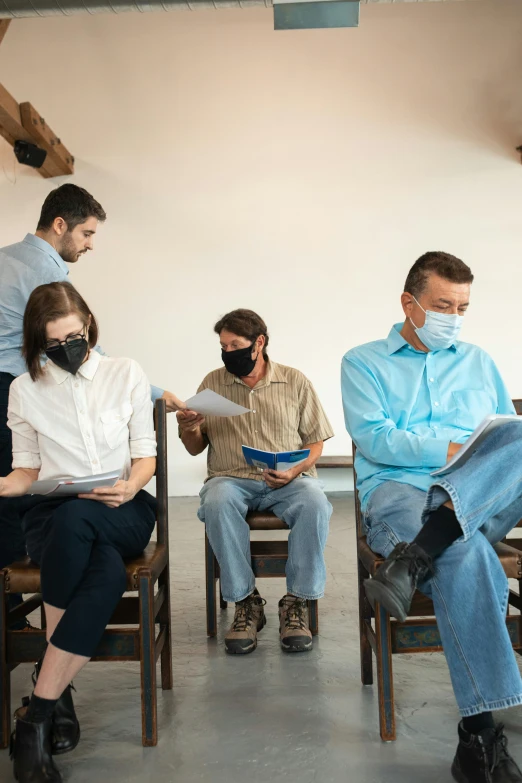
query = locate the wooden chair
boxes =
[0,398,172,749]
[355,398,522,741]
[205,511,319,638]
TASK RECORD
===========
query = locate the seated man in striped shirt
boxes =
[178,309,334,655]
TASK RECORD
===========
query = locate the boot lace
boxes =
[487,725,512,772]
[393,542,434,578]
[232,595,263,632]
[282,598,308,631]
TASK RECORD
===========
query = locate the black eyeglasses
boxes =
[45,333,86,352]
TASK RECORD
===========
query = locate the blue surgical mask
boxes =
[410,296,464,351]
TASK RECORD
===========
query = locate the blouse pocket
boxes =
[100,403,133,449]
[452,389,495,431]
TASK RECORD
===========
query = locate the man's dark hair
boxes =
[404,251,474,299]
[37,184,106,231]
[214,309,269,359]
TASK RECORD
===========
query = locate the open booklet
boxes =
[29,469,121,497]
[242,445,310,472]
[431,415,521,477]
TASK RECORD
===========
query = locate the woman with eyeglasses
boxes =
[0,281,157,783]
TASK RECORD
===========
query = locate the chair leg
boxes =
[0,579,11,749]
[205,533,218,638]
[374,601,396,742]
[139,573,158,747]
[219,585,228,610]
[158,565,173,691]
[358,560,373,685]
[308,600,319,636]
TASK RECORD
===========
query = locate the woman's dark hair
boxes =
[37,184,106,232]
[23,281,98,381]
[214,309,269,359]
[404,251,474,299]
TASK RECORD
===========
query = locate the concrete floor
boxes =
[2,493,522,783]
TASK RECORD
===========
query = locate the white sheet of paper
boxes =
[431,414,521,476]
[30,469,121,497]
[185,389,251,417]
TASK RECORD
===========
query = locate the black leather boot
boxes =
[452,722,522,782]
[11,710,62,783]
[32,660,81,755]
[364,542,434,621]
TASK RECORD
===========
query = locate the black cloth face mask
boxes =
[45,336,89,375]
[221,342,258,378]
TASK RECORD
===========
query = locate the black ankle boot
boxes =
[11,711,62,783]
[452,722,522,782]
[32,660,81,755]
[364,542,434,621]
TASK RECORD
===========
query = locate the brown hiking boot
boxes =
[278,595,313,653]
[225,589,266,655]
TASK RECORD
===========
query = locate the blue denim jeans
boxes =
[198,476,332,603]
[364,421,522,717]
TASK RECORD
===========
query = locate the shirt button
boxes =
[74,383,79,388]
[429,378,435,383]
[252,410,256,414]
[250,390,254,395]
[434,402,440,407]
[255,430,258,434]
[92,459,98,465]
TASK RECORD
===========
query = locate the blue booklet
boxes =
[242,445,310,472]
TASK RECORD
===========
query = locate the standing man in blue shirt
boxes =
[0,184,184,630]
[342,252,522,783]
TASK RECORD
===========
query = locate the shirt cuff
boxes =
[130,438,157,459]
[150,385,164,403]
[12,454,42,470]
[421,438,450,469]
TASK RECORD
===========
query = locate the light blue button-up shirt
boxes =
[0,234,68,377]
[0,234,163,401]
[341,324,515,510]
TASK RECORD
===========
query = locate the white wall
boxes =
[1,0,521,496]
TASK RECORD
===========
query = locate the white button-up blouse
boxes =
[7,351,157,481]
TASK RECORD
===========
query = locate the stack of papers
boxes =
[242,445,310,472]
[29,470,121,497]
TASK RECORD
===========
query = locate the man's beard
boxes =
[59,234,84,264]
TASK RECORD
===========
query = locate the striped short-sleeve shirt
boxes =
[194,360,334,482]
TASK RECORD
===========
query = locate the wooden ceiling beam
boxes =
[0,84,74,178]
[20,102,74,175]
[0,20,11,47]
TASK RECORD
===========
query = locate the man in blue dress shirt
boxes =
[0,184,184,630]
[342,251,522,783]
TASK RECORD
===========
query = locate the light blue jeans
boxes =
[198,476,332,603]
[364,421,522,717]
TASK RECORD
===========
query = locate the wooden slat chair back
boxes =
[205,511,319,637]
[354,398,522,741]
[0,399,172,748]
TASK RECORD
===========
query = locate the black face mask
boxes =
[45,337,89,375]
[222,342,258,378]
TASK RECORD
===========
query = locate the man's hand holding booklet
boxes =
[431,415,522,477]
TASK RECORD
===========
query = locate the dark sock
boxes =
[25,694,58,723]
[413,505,463,559]
[462,712,495,735]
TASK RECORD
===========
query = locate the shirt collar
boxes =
[221,359,288,387]
[387,323,461,355]
[23,234,69,277]
[46,350,101,385]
